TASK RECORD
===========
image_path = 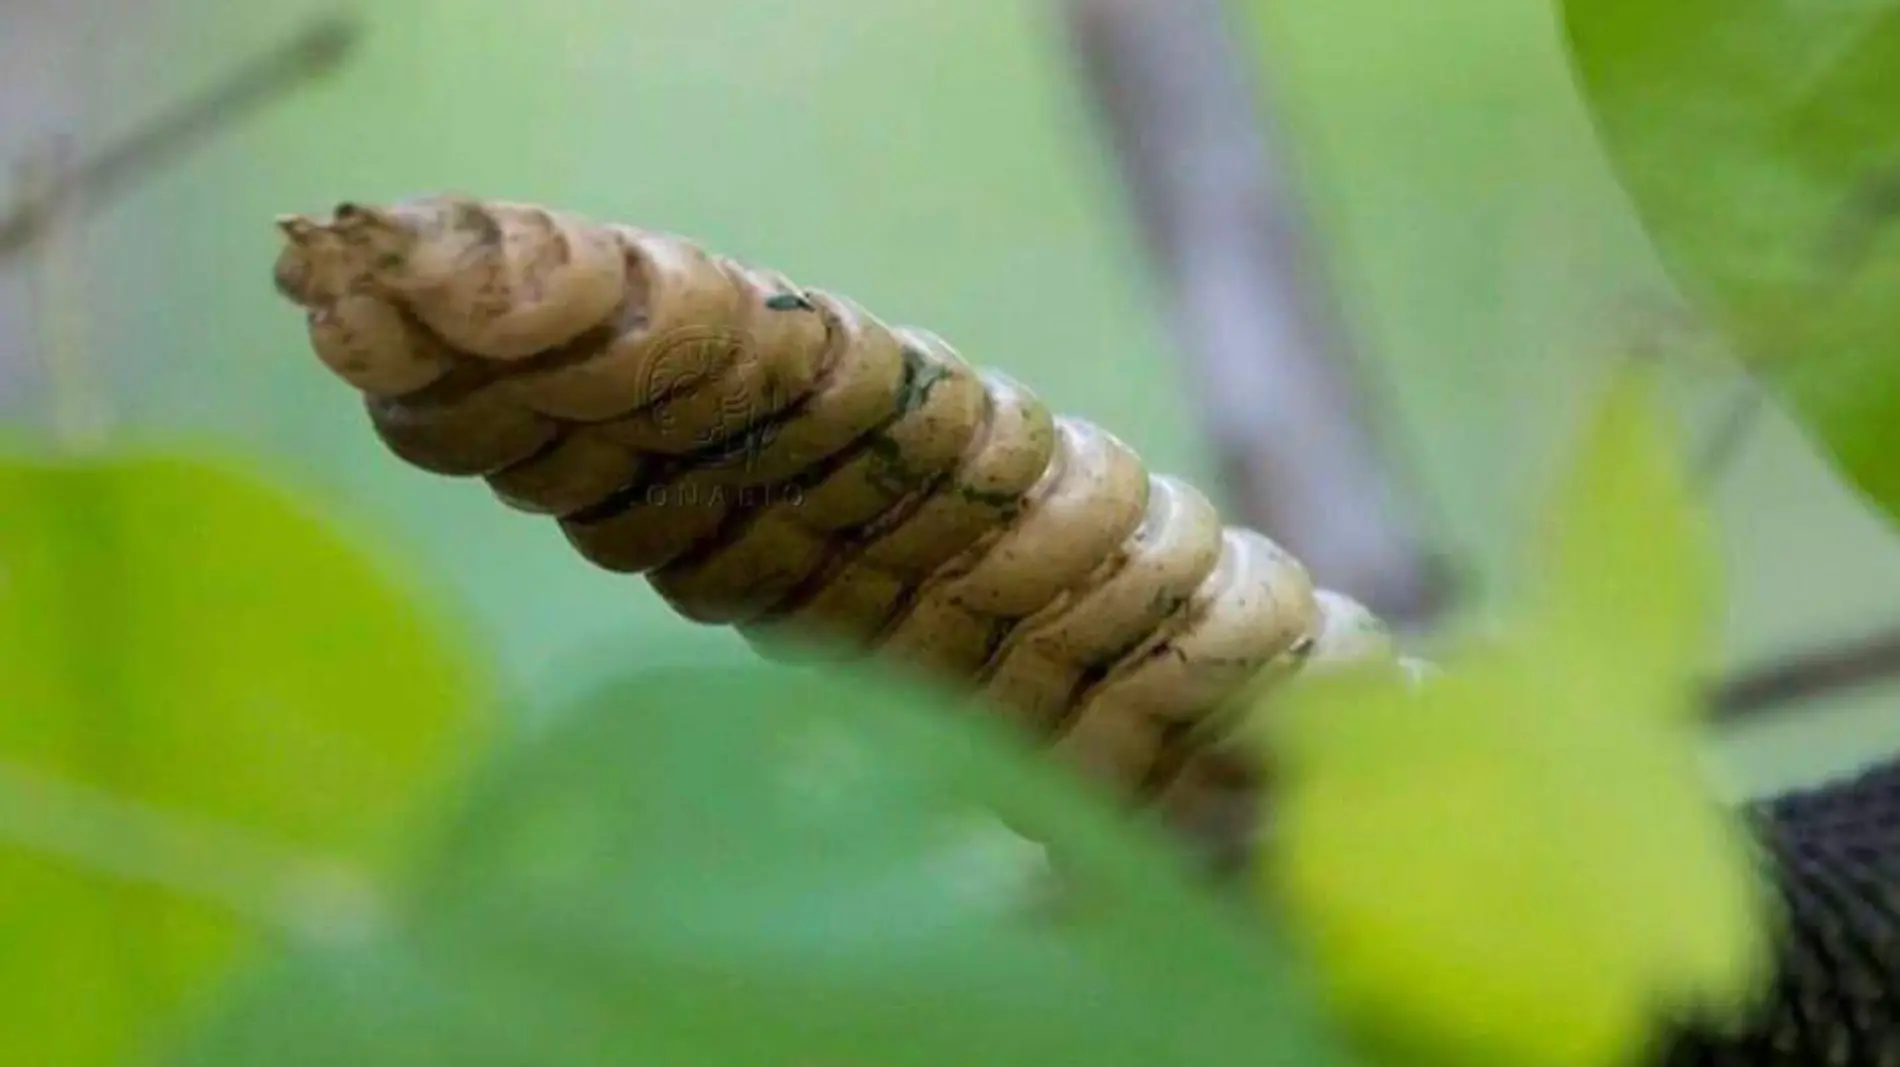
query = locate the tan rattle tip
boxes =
[274,214,333,249]
[331,201,384,224]
[329,201,418,244]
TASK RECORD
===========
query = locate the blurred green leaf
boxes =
[1263,365,1773,1067]
[1563,0,1900,523]
[0,449,487,1067]
[173,661,1356,1067]
[1527,364,1722,715]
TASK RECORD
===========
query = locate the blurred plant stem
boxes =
[0,15,358,259]
[1715,623,1900,723]
[2,13,358,452]
[17,140,110,451]
[1691,379,1766,491]
[1060,0,1451,634]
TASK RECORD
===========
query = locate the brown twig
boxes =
[1714,623,1900,722]
[0,14,360,260]
[1690,377,1766,490]
[17,138,109,448]
[1619,298,1766,492]
[1057,0,1451,632]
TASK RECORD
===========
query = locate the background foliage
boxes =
[3,0,1898,1064]
[17,0,1898,785]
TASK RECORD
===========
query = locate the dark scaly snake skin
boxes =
[1665,756,1900,1067]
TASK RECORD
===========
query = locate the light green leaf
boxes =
[1562,0,1900,523]
[172,662,1359,1067]
[1526,366,1722,715]
[0,449,488,1067]
[1262,365,1774,1067]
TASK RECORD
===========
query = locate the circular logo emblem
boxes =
[638,325,789,476]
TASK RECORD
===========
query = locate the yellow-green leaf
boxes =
[0,449,489,1067]
[1262,365,1774,1067]
[1526,365,1721,717]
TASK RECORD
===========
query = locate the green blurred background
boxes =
[6,0,1896,791]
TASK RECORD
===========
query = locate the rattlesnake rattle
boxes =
[272,196,1899,1067]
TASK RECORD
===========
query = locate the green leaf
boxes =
[1262,365,1774,1067]
[0,449,488,1067]
[1526,366,1722,715]
[172,662,1358,1067]
[1562,0,1900,523]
